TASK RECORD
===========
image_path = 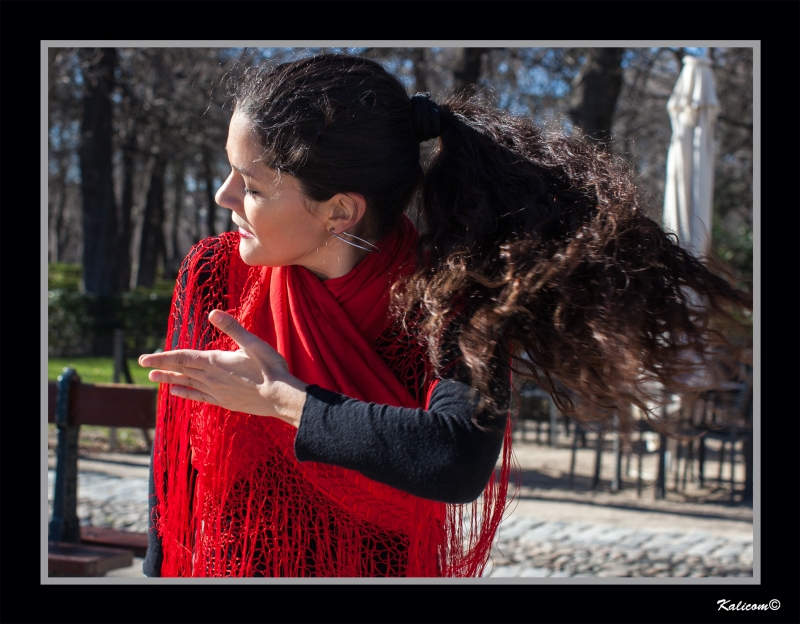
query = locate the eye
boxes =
[243,186,257,196]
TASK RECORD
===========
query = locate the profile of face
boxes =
[215,112,367,278]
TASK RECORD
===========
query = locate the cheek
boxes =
[246,196,325,258]
[247,208,299,252]
[273,204,321,239]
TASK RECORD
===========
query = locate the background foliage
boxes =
[47,46,754,357]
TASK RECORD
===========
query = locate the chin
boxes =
[237,241,266,267]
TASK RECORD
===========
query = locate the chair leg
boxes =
[671,439,682,492]
[681,440,693,492]
[698,437,706,488]
[569,423,579,489]
[637,451,644,498]
[613,445,623,493]
[592,432,603,491]
[611,416,621,493]
[655,433,667,500]
[729,431,738,503]
[742,430,753,502]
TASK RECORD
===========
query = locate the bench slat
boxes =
[48,541,134,577]
[74,384,158,428]
[80,526,149,558]
[47,381,158,428]
[48,382,57,423]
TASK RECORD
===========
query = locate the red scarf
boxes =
[153,216,512,577]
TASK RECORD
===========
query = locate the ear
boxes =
[321,192,368,234]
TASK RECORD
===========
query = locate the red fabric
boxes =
[152,216,512,577]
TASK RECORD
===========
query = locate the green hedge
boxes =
[48,289,173,357]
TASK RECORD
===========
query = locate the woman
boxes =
[140,53,751,577]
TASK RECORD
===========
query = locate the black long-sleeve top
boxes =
[296,379,506,504]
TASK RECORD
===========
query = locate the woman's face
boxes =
[215,113,332,272]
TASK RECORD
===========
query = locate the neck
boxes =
[300,240,372,281]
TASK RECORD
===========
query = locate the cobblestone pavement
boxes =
[48,468,753,579]
[484,515,752,578]
[48,470,151,534]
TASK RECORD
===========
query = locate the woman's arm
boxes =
[139,309,307,426]
[140,310,509,505]
[295,376,507,505]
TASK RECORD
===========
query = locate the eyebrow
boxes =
[224,147,259,180]
[232,163,259,179]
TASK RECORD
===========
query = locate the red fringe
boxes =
[153,220,513,577]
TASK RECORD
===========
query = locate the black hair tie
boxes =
[410,92,442,142]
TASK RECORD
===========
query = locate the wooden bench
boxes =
[48,368,157,575]
[48,541,137,577]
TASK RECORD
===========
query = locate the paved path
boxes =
[48,460,753,578]
[48,469,150,535]
[485,513,752,578]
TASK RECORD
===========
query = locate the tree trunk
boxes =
[202,147,218,238]
[48,48,58,126]
[119,127,136,290]
[136,153,167,288]
[169,161,185,276]
[568,48,625,145]
[191,192,202,244]
[53,156,69,263]
[79,47,120,295]
[453,48,485,92]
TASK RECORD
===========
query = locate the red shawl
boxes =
[152,216,513,577]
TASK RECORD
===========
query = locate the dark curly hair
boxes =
[400,91,752,432]
[231,53,752,433]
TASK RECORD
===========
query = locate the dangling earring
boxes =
[329,229,381,253]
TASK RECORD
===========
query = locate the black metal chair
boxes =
[514,383,567,446]
[663,381,753,502]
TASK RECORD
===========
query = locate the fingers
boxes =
[148,368,219,406]
[208,309,258,350]
[167,384,220,405]
[147,369,209,392]
[209,310,285,369]
[139,350,205,372]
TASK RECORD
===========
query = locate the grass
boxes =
[48,356,158,386]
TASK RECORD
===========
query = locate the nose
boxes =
[215,171,241,213]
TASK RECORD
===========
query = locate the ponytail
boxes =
[397,91,752,433]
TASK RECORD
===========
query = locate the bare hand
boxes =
[138,310,308,427]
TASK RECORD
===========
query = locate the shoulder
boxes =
[180,233,240,276]
[174,232,243,299]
